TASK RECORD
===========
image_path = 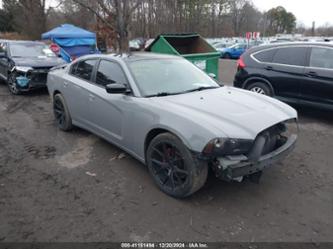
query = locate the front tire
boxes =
[53,93,73,131]
[246,82,272,96]
[146,133,208,198]
[7,72,21,95]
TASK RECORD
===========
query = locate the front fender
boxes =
[148,112,224,153]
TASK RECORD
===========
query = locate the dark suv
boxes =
[234,42,333,110]
[0,40,65,94]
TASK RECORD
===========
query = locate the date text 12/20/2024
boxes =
[120,242,208,248]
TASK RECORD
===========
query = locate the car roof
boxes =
[250,42,333,53]
[77,52,182,62]
[5,40,46,46]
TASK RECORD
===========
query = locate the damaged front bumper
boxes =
[13,67,49,91]
[212,134,297,181]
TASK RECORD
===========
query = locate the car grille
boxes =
[30,72,48,83]
[28,67,50,84]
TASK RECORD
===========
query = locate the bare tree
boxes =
[1,0,303,45]
[71,0,143,52]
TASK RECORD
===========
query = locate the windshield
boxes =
[10,43,56,57]
[128,58,219,97]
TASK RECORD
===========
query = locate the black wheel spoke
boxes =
[151,159,167,168]
[54,109,62,115]
[170,173,176,190]
[173,171,182,183]
[162,175,170,185]
[152,147,164,158]
[154,167,167,175]
[174,166,188,176]
[172,156,184,164]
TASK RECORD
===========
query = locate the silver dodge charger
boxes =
[47,53,298,198]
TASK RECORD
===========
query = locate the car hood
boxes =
[151,86,297,139]
[12,56,66,68]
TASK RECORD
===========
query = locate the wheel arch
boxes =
[243,77,275,96]
[144,127,192,162]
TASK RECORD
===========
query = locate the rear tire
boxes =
[53,93,73,131]
[146,133,208,198]
[246,82,272,96]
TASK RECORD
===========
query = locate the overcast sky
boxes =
[252,0,332,27]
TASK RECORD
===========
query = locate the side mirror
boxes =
[208,73,216,79]
[105,83,131,94]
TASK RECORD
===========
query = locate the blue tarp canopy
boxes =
[42,24,98,62]
[42,24,96,46]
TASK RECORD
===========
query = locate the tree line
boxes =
[0,0,331,51]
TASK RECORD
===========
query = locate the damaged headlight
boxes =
[14,66,33,73]
[202,138,253,157]
[12,66,32,88]
[278,118,299,138]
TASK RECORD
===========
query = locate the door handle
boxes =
[265,66,273,71]
[63,81,69,87]
[306,71,318,78]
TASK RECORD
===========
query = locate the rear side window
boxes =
[253,49,277,63]
[272,47,307,66]
[95,60,128,87]
[71,59,97,81]
[310,47,333,69]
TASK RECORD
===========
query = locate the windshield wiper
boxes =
[184,85,220,93]
[146,86,221,98]
[146,92,176,97]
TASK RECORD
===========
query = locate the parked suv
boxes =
[0,40,65,94]
[234,43,333,110]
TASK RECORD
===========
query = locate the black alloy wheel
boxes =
[151,141,189,191]
[147,133,208,198]
[53,94,73,131]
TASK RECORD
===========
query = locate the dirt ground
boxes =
[0,60,332,242]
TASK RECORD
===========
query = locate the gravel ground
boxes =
[0,60,332,242]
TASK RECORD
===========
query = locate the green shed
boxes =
[145,33,220,77]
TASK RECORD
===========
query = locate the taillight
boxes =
[237,56,246,69]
